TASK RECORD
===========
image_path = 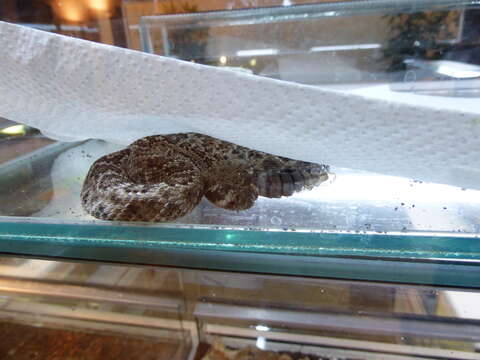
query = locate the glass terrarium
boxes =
[1,1,480,359]
[0,0,479,288]
[139,0,480,96]
[2,256,480,359]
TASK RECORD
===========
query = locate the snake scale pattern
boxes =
[81,133,329,222]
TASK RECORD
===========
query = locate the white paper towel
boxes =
[0,21,479,189]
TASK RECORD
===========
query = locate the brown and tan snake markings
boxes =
[81,133,329,222]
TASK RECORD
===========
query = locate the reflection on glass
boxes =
[140,0,480,97]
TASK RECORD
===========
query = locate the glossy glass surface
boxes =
[0,137,479,286]
[0,0,479,287]
[1,256,480,359]
[140,0,480,96]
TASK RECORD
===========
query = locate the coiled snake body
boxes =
[81,133,329,222]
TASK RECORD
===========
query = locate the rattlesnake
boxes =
[81,133,329,222]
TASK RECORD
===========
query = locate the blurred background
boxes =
[1,0,479,87]
[0,0,321,48]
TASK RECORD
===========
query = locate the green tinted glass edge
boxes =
[1,221,480,287]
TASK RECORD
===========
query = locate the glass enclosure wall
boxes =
[0,2,479,282]
[1,256,480,359]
